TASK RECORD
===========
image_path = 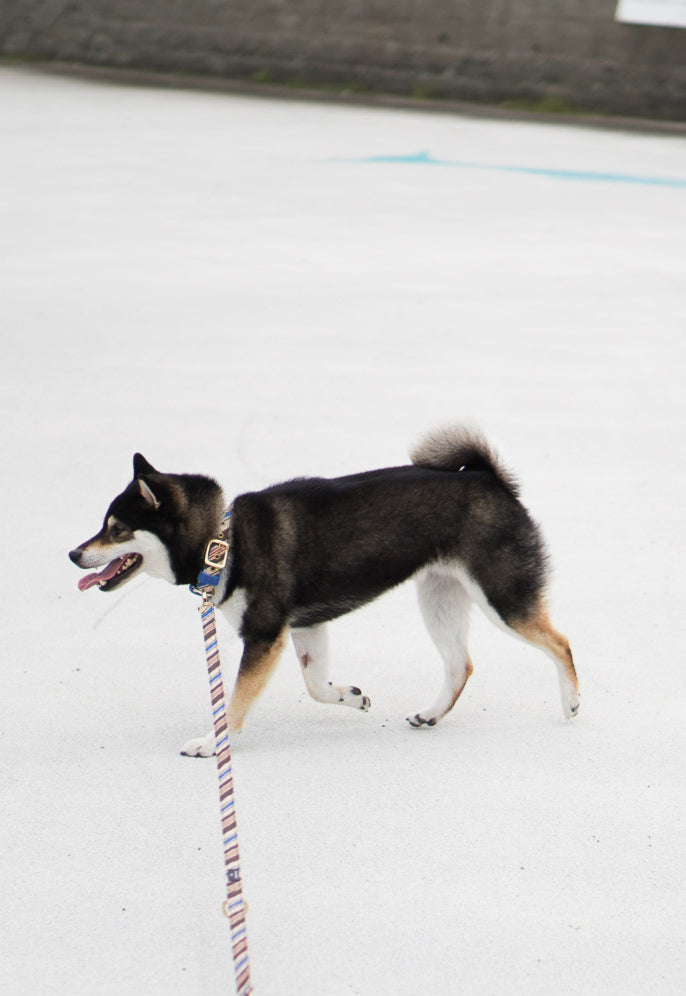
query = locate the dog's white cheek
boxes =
[133,530,175,583]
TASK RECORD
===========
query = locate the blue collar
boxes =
[190,507,232,600]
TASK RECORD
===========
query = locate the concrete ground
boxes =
[1,64,685,995]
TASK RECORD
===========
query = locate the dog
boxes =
[69,425,579,755]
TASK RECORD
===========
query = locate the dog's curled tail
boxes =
[410,424,520,496]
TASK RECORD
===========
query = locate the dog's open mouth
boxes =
[77,554,143,592]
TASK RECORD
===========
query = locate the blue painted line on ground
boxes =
[333,150,686,187]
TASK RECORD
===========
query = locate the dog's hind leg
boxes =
[407,570,474,728]
[508,604,579,719]
[291,624,371,713]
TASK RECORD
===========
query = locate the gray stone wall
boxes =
[1,1,685,119]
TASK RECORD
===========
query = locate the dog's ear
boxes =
[133,454,161,510]
[137,477,161,510]
[133,453,157,477]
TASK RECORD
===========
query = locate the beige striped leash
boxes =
[192,509,253,996]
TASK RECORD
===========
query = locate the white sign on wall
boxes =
[615,0,686,26]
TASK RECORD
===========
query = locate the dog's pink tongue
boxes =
[77,557,126,592]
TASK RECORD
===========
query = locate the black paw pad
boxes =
[351,687,362,696]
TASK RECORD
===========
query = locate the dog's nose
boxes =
[69,548,82,565]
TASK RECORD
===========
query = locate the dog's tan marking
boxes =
[512,605,578,694]
[408,655,474,727]
[227,630,287,733]
[449,655,474,710]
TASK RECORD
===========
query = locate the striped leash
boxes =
[193,510,253,996]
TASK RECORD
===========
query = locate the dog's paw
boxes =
[330,683,371,711]
[348,686,371,711]
[180,731,216,757]
[564,693,581,720]
[352,687,372,712]
[406,712,438,729]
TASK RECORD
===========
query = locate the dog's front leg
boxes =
[291,624,371,712]
[180,728,216,758]
[226,630,287,733]
[180,630,286,757]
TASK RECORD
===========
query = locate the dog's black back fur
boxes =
[225,463,547,637]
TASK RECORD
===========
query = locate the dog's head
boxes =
[69,454,223,592]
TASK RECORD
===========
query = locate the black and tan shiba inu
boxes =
[69,426,579,755]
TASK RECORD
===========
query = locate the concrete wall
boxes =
[1,1,685,119]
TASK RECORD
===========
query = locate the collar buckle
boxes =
[205,538,229,570]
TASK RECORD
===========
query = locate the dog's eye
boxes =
[110,524,127,540]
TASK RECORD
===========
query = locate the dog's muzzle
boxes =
[69,547,144,591]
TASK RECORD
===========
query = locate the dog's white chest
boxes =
[219,586,248,632]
